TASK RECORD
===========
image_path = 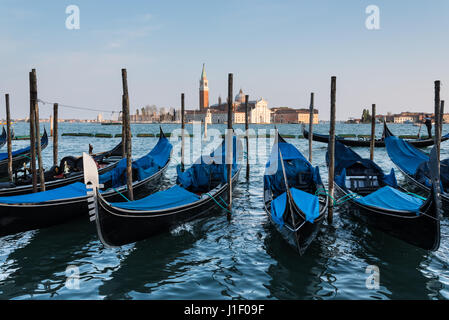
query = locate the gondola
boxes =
[303,125,449,148]
[86,134,242,247]
[384,122,449,215]
[0,139,123,197]
[0,129,49,177]
[327,140,441,251]
[0,129,172,237]
[0,127,7,149]
[263,132,327,255]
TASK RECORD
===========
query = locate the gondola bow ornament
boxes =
[83,152,102,222]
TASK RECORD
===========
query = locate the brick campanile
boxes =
[199,63,209,111]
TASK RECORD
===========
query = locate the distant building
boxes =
[185,65,271,124]
[270,107,318,124]
[97,113,103,123]
[199,64,209,111]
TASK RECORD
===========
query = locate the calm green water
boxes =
[0,122,448,300]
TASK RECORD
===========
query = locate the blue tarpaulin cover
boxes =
[0,182,87,204]
[329,140,384,176]
[109,185,200,211]
[271,188,320,227]
[0,145,32,161]
[385,135,448,190]
[0,131,47,161]
[99,135,172,188]
[385,135,428,175]
[264,138,322,226]
[331,140,398,189]
[0,135,172,205]
[355,186,423,214]
[177,136,240,192]
[109,135,240,212]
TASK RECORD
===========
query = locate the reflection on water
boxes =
[0,122,448,299]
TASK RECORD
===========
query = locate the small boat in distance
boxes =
[303,124,449,148]
[263,132,328,255]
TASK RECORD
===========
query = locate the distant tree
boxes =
[361,109,372,123]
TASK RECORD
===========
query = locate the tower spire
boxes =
[201,63,207,79]
[199,64,209,111]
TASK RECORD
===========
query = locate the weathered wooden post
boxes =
[435,81,441,163]
[50,115,53,137]
[227,73,234,218]
[122,68,133,200]
[370,104,376,161]
[121,110,126,158]
[245,94,250,180]
[328,76,336,224]
[308,92,314,163]
[53,103,58,167]
[181,93,185,172]
[31,69,45,191]
[440,100,445,139]
[29,70,38,193]
[5,94,13,182]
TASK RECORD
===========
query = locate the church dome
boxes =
[235,89,245,103]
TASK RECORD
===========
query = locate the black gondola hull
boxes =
[266,206,325,255]
[0,161,168,237]
[335,184,440,251]
[0,130,49,177]
[95,169,241,247]
[303,128,447,148]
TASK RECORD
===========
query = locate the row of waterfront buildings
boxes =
[347,111,449,124]
[124,64,319,125]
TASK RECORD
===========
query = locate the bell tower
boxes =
[199,63,209,111]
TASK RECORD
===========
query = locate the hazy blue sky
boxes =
[0,0,448,120]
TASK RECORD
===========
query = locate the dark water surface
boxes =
[0,122,448,300]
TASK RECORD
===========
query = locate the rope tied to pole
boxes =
[112,187,131,202]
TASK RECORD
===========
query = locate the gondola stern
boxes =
[419,146,442,251]
[383,121,394,139]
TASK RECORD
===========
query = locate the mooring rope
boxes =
[405,192,427,201]
[112,187,131,202]
[314,188,360,205]
[203,192,232,214]
[38,98,120,114]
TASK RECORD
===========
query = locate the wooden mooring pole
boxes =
[29,70,38,193]
[440,100,445,139]
[370,104,376,161]
[31,69,45,191]
[122,69,133,201]
[227,73,234,218]
[181,93,185,172]
[308,92,314,163]
[435,81,441,163]
[245,94,250,180]
[53,103,58,167]
[121,109,126,158]
[328,76,336,224]
[5,94,13,182]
